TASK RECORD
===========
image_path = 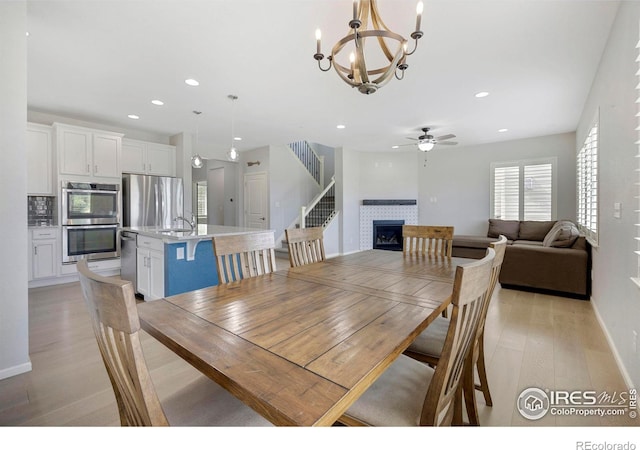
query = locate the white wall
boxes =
[0,2,31,380]
[417,132,577,235]
[576,1,639,389]
[358,151,419,200]
[336,147,361,254]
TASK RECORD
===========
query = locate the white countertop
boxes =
[121,224,271,242]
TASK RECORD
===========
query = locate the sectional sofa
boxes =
[451,219,591,299]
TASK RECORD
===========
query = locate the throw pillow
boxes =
[543,220,580,247]
[518,220,556,241]
[487,219,519,241]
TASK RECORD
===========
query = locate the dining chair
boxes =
[212,231,277,284]
[337,248,495,426]
[285,226,326,267]
[403,235,508,425]
[402,225,454,257]
[76,259,271,426]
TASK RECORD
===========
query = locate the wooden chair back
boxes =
[285,227,326,267]
[420,248,495,426]
[480,235,508,335]
[402,225,454,257]
[77,259,169,426]
[212,231,277,284]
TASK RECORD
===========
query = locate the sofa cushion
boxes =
[518,220,556,241]
[487,219,519,241]
[513,240,544,247]
[452,235,498,249]
[543,220,580,247]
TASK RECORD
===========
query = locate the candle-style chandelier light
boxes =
[314,0,424,95]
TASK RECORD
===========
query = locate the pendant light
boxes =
[191,110,204,168]
[227,95,239,162]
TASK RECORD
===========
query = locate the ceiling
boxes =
[26,0,620,159]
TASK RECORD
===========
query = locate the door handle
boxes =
[260,217,266,221]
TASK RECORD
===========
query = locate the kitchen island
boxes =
[121,225,270,300]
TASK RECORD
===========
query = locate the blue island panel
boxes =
[164,240,219,296]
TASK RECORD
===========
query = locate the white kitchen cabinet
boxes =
[122,138,176,176]
[30,228,58,280]
[27,123,53,195]
[136,235,164,300]
[55,123,122,179]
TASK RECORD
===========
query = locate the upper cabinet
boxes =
[122,138,176,177]
[54,123,122,180]
[27,123,53,195]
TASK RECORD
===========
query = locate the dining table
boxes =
[137,249,471,426]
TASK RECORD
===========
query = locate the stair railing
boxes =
[300,176,336,228]
[289,140,324,188]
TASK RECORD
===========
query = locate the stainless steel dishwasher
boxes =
[120,231,138,292]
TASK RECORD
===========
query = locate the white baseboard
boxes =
[0,361,32,381]
[591,297,636,390]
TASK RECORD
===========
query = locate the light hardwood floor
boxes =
[0,256,636,426]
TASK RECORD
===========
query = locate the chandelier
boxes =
[314,0,424,95]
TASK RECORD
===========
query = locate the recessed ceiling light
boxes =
[392,145,399,149]
[475,91,489,98]
[233,137,242,141]
[185,78,200,86]
[151,99,164,106]
[498,128,508,133]
[127,114,140,120]
[26,31,30,37]
[336,124,346,129]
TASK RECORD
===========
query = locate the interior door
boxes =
[244,172,268,229]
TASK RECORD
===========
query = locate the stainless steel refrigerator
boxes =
[120,174,184,288]
[122,173,184,229]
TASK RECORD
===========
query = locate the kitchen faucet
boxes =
[174,214,196,231]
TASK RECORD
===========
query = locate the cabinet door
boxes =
[32,239,57,279]
[122,140,146,174]
[59,128,91,176]
[93,133,121,177]
[27,124,53,194]
[146,143,175,176]
[136,248,150,296]
[148,250,165,300]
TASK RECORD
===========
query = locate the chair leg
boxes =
[463,360,480,426]
[452,385,464,426]
[475,332,493,407]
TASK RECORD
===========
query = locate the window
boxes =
[195,181,207,225]
[490,158,557,221]
[576,116,598,246]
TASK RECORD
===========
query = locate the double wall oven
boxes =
[61,181,121,263]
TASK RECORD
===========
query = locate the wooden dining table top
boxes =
[137,249,469,426]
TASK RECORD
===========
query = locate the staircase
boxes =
[276,141,337,254]
[289,140,324,187]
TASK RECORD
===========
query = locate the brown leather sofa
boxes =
[452,219,591,299]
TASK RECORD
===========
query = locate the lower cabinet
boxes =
[30,228,59,280]
[136,235,164,300]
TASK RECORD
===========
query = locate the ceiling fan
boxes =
[399,127,458,151]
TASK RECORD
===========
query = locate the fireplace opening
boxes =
[373,220,404,251]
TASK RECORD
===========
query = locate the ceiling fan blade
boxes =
[396,143,417,147]
[405,137,418,141]
[435,134,456,141]
[436,141,458,146]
